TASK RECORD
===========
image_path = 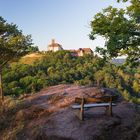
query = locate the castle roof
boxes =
[69,48,93,53]
[80,48,93,53]
[48,39,62,48]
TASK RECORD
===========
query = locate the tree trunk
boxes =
[0,68,4,103]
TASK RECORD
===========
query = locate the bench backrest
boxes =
[75,96,118,104]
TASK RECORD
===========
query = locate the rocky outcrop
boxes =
[0,84,140,140]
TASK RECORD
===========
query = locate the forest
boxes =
[2,51,140,103]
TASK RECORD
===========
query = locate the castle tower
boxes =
[48,39,63,52]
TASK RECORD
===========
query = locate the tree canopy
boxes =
[0,17,33,69]
[0,16,33,102]
[89,0,140,67]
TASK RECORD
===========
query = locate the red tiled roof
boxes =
[80,48,93,53]
[68,48,93,54]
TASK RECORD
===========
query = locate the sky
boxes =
[0,0,128,51]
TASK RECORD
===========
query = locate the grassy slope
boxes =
[15,52,44,65]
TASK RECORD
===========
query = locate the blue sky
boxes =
[0,0,127,51]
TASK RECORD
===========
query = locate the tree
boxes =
[89,0,140,67]
[27,45,39,52]
[0,16,32,102]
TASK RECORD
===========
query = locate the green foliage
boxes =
[27,46,39,52]
[90,0,140,68]
[2,50,140,104]
[122,89,131,101]
[133,80,140,93]
[0,16,37,101]
[0,16,33,68]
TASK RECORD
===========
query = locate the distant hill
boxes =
[18,52,126,66]
[111,58,125,65]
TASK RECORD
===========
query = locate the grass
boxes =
[11,52,44,65]
[19,53,43,64]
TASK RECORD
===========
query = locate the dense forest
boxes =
[2,51,140,103]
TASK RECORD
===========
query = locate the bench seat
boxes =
[72,96,118,120]
[72,103,116,109]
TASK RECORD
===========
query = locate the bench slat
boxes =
[75,96,118,104]
[72,103,116,109]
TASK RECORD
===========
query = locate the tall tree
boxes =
[0,16,32,102]
[89,0,140,67]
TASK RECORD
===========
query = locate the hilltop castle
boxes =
[48,39,63,52]
[47,39,93,56]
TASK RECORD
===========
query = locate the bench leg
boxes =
[109,102,112,117]
[105,106,109,115]
[79,98,84,121]
[79,107,84,121]
[105,105,112,117]
[74,109,84,120]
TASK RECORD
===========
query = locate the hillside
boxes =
[1,84,140,140]
[18,53,43,65]
[3,51,140,103]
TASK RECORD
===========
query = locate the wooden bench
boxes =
[72,96,117,121]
